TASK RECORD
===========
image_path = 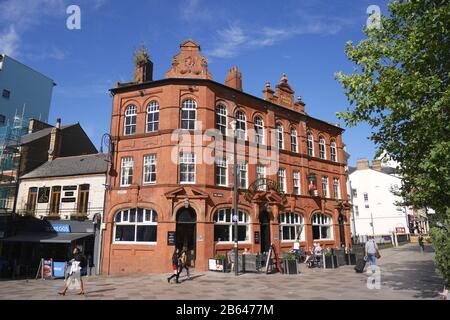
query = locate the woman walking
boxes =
[58,247,86,296]
[178,248,191,280]
[167,249,180,284]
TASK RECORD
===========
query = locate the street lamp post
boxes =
[230,120,239,276]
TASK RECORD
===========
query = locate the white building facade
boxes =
[349,159,411,238]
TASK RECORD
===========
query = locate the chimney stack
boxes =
[372,159,382,171]
[48,119,62,161]
[134,45,153,83]
[225,66,243,91]
[356,159,369,170]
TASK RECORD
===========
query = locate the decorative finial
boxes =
[281,73,288,84]
[134,43,150,65]
[265,81,271,88]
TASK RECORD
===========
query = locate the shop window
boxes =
[114,208,158,243]
[279,212,304,241]
[213,208,250,242]
[312,213,333,240]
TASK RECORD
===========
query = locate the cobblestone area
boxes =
[0,244,443,300]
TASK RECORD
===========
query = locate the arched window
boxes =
[214,208,250,242]
[276,123,284,149]
[235,111,246,140]
[312,213,333,240]
[290,127,298,152]
[181,99,197,130]
[319,136,326,159]
[279,212,305,241]
[146,101,159,133]
[114,208,158,243]
[216,104,227,135]
[124,105,137,135]
[330,140,337,162]
[254,116,264,144]
[307,132,314,156]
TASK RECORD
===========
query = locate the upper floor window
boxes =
[279,212,305,241]
[143,154,157,184]
[333,178,341,199]
[321,176,329,198]
[256,164,266,191]
[216,104,227,135]
[352,188,358,198]
[290,128,298,152]
[146,101,159,133]
[278,168,286,193]
[330,140,337,162]
[238,161,248,189]
[276,123,284,149]
[181,99,197,130]
[307,133,314,156]
[180,153,195,183]
[120,157,134,186]
[354,205,359,217]
[0,114,5,126]
[235,111,246,140]
[2,89,10,99]
[254,116,264,144]
[215,158,227,187]
[364,192,369,208]
[114,208,158,243]
[124,105,137,136]
[293,171,300,195]
[319,136,326,159]
[214,208,250,242]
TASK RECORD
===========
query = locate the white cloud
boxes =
[206,17,353,59]
[179,0,213,22]
[0,26,20,56]
[0,0,66,57]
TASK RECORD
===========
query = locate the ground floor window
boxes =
[279,212,305,241]
[213,208,250,242]
[312,213,333,240]
[114,208,158,243]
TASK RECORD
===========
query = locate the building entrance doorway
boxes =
[259,210,271,254]
[176,207,196,263]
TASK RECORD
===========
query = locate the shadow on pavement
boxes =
[381,259,442,299]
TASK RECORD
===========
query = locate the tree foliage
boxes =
[336,0,449,285]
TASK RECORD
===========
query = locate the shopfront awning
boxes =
[0,232,93,244]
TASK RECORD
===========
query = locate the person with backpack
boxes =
[365,235,380,273]
[58,247,86,295]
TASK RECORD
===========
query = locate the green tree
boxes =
[336,0,450,286]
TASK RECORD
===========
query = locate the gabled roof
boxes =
[20,124,77,145]
[20,153,108,179]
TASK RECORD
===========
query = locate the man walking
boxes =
[418,233,425,252]
[365,236,380,273]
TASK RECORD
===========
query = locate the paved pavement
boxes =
[0,243,444,300]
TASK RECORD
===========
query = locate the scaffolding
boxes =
[0,114,29,212]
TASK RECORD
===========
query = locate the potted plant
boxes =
[282,252,298,274]
[323,252,338,269]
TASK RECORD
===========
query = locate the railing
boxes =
[17,202,102,219]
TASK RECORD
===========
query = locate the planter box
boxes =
[324,255,338,269]
[283,259,298,275]
[345,253,357,265]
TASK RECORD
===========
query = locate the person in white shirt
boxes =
[365,236,379,273]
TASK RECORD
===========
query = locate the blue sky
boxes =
[0,0,389,165]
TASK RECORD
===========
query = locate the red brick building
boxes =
[101,40,351,274]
